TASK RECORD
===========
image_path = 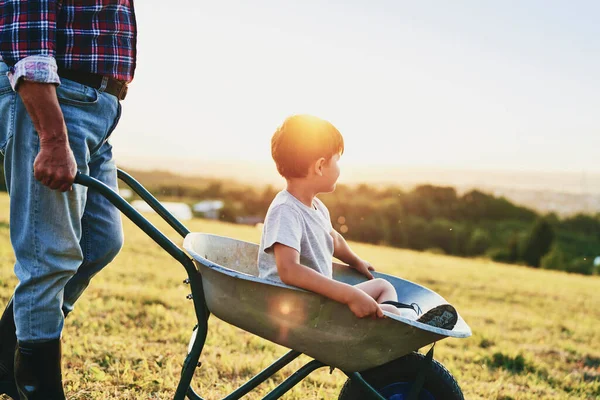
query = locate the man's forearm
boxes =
[17,81,77,191]
[17,81,67,142]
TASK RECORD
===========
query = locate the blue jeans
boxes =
[0,61,124,342]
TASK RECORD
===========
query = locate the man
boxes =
[0,1,137,398]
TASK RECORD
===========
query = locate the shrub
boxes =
[521,219,555,267]
[467,228,492,256]
[540,247,567,270]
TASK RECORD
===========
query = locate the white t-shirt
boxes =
[258,190,334,283]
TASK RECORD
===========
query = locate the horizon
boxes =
[116,155,600,195]
[110,1,600,176]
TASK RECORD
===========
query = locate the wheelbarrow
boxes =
[75,169,472,400]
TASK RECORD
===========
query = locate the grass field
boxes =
[0,193,598,399]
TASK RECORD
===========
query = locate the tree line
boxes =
[128,170,599,276]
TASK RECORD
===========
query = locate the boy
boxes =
[258,115,457,328]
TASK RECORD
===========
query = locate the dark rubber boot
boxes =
[0,298,19,399]
[15,339,66,400]
[0,298,71,399]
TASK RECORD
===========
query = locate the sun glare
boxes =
[279,302,291,315]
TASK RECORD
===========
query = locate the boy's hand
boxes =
[345,287,384,319]
[350,259,375,279]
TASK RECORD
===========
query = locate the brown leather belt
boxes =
[58,69,128,100]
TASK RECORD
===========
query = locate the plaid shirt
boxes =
[0,0,137,89]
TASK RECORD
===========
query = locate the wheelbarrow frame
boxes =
[75,169,388,400]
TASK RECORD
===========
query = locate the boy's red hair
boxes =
[271,115,344,178]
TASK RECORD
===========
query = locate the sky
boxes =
[111,0,600,175]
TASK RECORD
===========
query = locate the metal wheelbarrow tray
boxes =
[184,233,470,373]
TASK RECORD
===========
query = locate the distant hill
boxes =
[116,157,600,216]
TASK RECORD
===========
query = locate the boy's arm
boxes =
[273,243,383,318]
[331,229,374,279]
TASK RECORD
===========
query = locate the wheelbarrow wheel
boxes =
[338,352,464,400]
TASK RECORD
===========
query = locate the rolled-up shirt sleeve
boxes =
[0,1,61,90]
[8,55,60,90]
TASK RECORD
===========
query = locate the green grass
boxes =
[0,193,598,399]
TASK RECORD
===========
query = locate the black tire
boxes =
[338,352,464,400]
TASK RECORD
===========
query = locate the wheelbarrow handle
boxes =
[75,169,190,237]
[118,169,190,238]
[74,171,196,276]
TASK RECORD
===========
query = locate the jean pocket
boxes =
[56,78,99,106]
[0,75,11,96]
[0,80,15,155]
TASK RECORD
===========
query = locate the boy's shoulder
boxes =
[268,191,302,214]
[264,192,305,229]
[269,190,292,206]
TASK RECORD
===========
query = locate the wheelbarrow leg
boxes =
[262,360,327,400]
[343,372,387,400]
[174,272,210,400]
[174,321,208,400]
